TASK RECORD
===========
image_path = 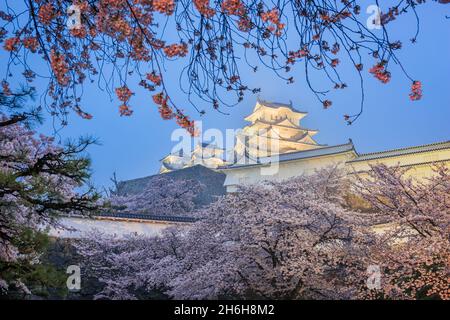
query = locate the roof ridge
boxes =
[220,141,355,170]
[356,140,450,157]
[279,140,354,156]
[96,212,198,223]
[256,98,308,114]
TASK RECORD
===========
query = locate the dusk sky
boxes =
[1,2,449,190]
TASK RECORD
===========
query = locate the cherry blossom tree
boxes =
[0,88,100,295]
[76,165,449,300]
[1,1,446,132]
[76,167,367,299]
[109,175,204,216]
[74,227,185,299]
[351,164,450,300]
[164,178,359,299]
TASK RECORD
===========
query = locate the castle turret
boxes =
[190,142,227,168]
[234,99,324,162]
[159,149,190,173]
[159,142,227,173]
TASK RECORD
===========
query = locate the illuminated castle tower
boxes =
[234,99,324,162]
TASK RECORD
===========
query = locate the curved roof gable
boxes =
[245,99,308,123]
[255,98,307,114]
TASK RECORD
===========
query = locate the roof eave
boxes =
[348,140,450,163]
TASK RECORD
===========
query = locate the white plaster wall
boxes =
[46,217,177,239]
[223,151,354,192]
[347,148,450,179]
[224,148,450,192]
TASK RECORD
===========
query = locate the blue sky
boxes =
[1,2,449,190]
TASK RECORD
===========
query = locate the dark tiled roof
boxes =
[96,212,198,223]
[348,140,450,162]
[117,165,227,207]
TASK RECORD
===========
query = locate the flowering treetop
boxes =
[109,175,203,216]
[76,164,449,300]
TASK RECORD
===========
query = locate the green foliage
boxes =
[0,228,68,299]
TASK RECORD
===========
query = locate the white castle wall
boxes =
[46,217,178,239]
[223,150,355,192]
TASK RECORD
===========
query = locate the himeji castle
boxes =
[159,99,323,173]
[234,99,323,161]
[160,99,450,192]
[53,99,450,239]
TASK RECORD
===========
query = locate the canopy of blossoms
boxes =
[0,0,435,133]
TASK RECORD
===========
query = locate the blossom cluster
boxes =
[193,0,216,18]
[409,80,423,101]
[163,43,188,58]
[153,91,195,136]
[115,85,134,116]
[37,3,56,25]
[237,16,253,32]
[369,61,391,84]
[322,100,332,109]
[21,37,39,52]
[221,0,246,16]
[152,91,196,135]
[146,72,162,86]
[153,92,174,120]
[260,8,285,36]
[286,48,309,65]
[175,111,196,136]
[50,50,70,86]
[153,0,176,15]
[330,58,340,68]
[115,85,133,102]
[1,80,11,95]
[70,27,88,38]
[3,37,19,52]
